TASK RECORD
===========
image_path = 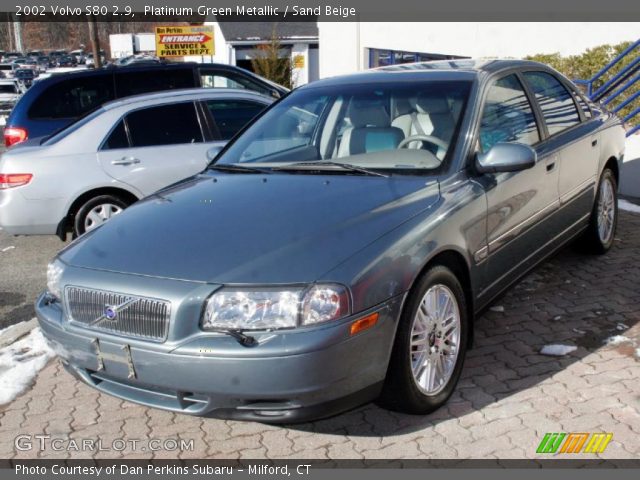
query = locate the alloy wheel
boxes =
[597,176,615,244]
[409,284,461,395]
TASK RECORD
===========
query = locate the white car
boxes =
[0,79,23,125]
[0,88,272,238]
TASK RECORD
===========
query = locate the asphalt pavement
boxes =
[0,230,67,330]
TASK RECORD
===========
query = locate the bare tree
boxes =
[250,28,292,89]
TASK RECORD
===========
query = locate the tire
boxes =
[73,194,130,237]
[377,265,469,415]
[581,168,618,254]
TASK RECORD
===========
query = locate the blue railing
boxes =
[575,39,640,136]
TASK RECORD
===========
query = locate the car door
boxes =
[476,73,561,303]
[97,101,211,196]
[521,71,599,231]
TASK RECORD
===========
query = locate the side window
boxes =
[575,93,593,119]
[102,120,129,150]
[199,69,271,96]
[125,102,203,148]
[523,71,581,135]
[479,74,540,152]
[28,75,115,119]
[205,100,267,140]
[115,69,195,98]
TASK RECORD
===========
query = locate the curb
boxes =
[0,318,38,349]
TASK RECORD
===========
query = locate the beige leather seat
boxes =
[337,99,405,158]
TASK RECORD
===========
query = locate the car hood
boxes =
[60,172,440,284]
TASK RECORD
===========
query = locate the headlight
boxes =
[46,258,65,300]
[201,284,350,331]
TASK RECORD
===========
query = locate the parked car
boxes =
[36,56,50,72]
[0,79,23,124]
[1,52,22,63]
[0,88,272,237]
[14,68,36,88]
[0,63,16,79]
[4,62,288,146]
[34,60,625,423]
[85,51,105,68]
[69,49,86,64]
[56,55,77,68]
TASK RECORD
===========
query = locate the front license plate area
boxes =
[91,338,136,379]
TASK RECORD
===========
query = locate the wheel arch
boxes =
[408,247,476,347]
[56,186,140,240]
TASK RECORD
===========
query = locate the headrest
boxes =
[348,97,390,128]
[415,93,451,115]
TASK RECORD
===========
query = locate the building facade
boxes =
[318,22,640,78]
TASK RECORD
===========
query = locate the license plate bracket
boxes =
[91,338,136,379]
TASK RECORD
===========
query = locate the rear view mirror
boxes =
[475,142,536,174]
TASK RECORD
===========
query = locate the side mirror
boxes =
[475,142,537,174]
[206,145,223,162]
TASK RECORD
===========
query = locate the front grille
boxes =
[65,286,170,342]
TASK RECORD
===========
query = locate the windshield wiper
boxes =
[208,164,272,174]
[272,161,389,177]
[210,329,258,347]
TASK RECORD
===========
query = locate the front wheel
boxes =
[377,265,468,414]
[581,168,618,254]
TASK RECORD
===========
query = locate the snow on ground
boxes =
[540,344,577,356]
[604,335,634,346]
[0,328,54,405]
[619,199,640,214]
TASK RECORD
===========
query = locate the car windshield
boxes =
[214,80,471,173]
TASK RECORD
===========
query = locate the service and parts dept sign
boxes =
[155,25,214,57]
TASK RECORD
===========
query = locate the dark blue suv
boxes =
[4,62,287,147]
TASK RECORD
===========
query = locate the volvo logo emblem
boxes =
[104,306,118,321]
[91,297,140,326]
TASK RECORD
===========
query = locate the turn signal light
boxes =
[350,312,379,336]
[0,173,33,189]
[4,127,28,147]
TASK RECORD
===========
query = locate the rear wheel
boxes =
[73,194,130,237]
[581,168,617,254]
[378,265,468,414]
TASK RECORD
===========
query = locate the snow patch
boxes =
[619,199,640,214]
[1,246,15,252]
[540,344,577,356]
[0,328,54,405]
[604,335,633,346]
[490,305,505,313]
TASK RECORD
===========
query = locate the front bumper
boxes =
[36,291,403,423]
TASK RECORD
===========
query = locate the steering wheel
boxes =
[397,134,449,151]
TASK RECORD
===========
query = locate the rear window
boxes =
[28,75,115,120]
[0,84,17,93]
[125,102,203,147]
[114,68,195,97]
[102,120,129,150]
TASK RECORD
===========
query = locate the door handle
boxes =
[591,139,598,147]
[111,157,140,166]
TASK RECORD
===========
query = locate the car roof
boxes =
[101,87,273,111]
[301,59,551,89]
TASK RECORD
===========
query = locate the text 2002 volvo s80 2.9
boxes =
[37,60,625,423]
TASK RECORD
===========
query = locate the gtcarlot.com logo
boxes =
[536,432,613,454]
